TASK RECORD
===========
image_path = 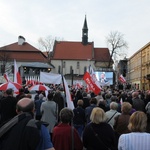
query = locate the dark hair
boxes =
[47,92,54,101]
[90,97,97,104]
[60,108,74,123]
[6,88,13,95]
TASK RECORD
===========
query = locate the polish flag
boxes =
[119,74,126,83]
[83,65,101,95]
[3,73,10,82]
[14,60,22,85]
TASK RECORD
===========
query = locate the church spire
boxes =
[82,15,88,45]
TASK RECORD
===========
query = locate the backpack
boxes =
[0,113,48,150]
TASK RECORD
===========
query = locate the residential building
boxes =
[127,42,150,90]
[0,36,54,83]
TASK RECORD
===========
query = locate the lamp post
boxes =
[71,69,74,86]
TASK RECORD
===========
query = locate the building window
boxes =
[77,62,80,69]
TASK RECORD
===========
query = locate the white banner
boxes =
[40,72,62,84]
[40,72,74,109]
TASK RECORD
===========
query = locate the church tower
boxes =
[82,15,88,45]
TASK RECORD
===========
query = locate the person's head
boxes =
[19,88,24,94]
[90,97,97,105]
[25,94,32,99]
[16,98,34,114]
[105,93,111,99]
[110,102,118,110]
[47,92,54,101]
[128,111,147,132]
[90,107,107,124]
[77,99,84,107]
[82,92,87,97]
[111,95,118,102]
[39,93,44,100]
[121,102,132,114]
[100,72,105,79]
[60,107,74,124]
[6,88,14,96]
[132,92,139,98]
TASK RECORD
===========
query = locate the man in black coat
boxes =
[0,88,18,125]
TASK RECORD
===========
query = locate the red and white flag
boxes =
[14,59,22,85]
[83,65,101,95]
[3,73,10,82]
[63,76,74,110]
[119,74,126,83]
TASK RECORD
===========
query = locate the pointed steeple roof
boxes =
[83,15,88,29]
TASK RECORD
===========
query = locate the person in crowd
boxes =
[132,91,145,112]
[124,91,133,105]
[95,91,104,105]
[113,102,132,143]
[111,95,121,113]
[35,93,45,120]
[53,89,65,122]
[73,90,83,108]
[73,99,86,138]
[85,97,97,123]
[118,111,150,150]
[106,102,121,128]
[83,107,117,150]
[82,92,90,109]
[16,88,26,101]
[41,92,58,137]
[0,97,55,150]
[105,93,112,110]
[52,107,83,150]
[98,99,108,112]
[0,88,18,125]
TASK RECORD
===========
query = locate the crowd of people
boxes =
[0,84,150,150]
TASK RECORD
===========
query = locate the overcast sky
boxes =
[0,0,150,58]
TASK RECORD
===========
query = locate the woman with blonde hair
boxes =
[118,111,150,150]
[83,107,117,150]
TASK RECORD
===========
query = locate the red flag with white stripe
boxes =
[119,74,126,83]
[3,73,10,82]
[14,60,22,85]
[83,65,101,95]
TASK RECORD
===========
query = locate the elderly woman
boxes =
[118,111,150,150]
[83,107,117,150]
[52,108,83,150]
[113,102,132,143]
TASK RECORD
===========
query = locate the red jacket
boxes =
[52,123,83,150]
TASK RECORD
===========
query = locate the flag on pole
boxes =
[63,76,74,110]
[83,65,101,95]
[14,59,22,85]
[3,73,10,82]
[119,74,126,83]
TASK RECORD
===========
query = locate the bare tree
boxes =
[38,36,63,62]
[106,31,128,68]
[0,46,11,74]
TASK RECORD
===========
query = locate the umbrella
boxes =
[0,81,22,92]
[29,84,50,91]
